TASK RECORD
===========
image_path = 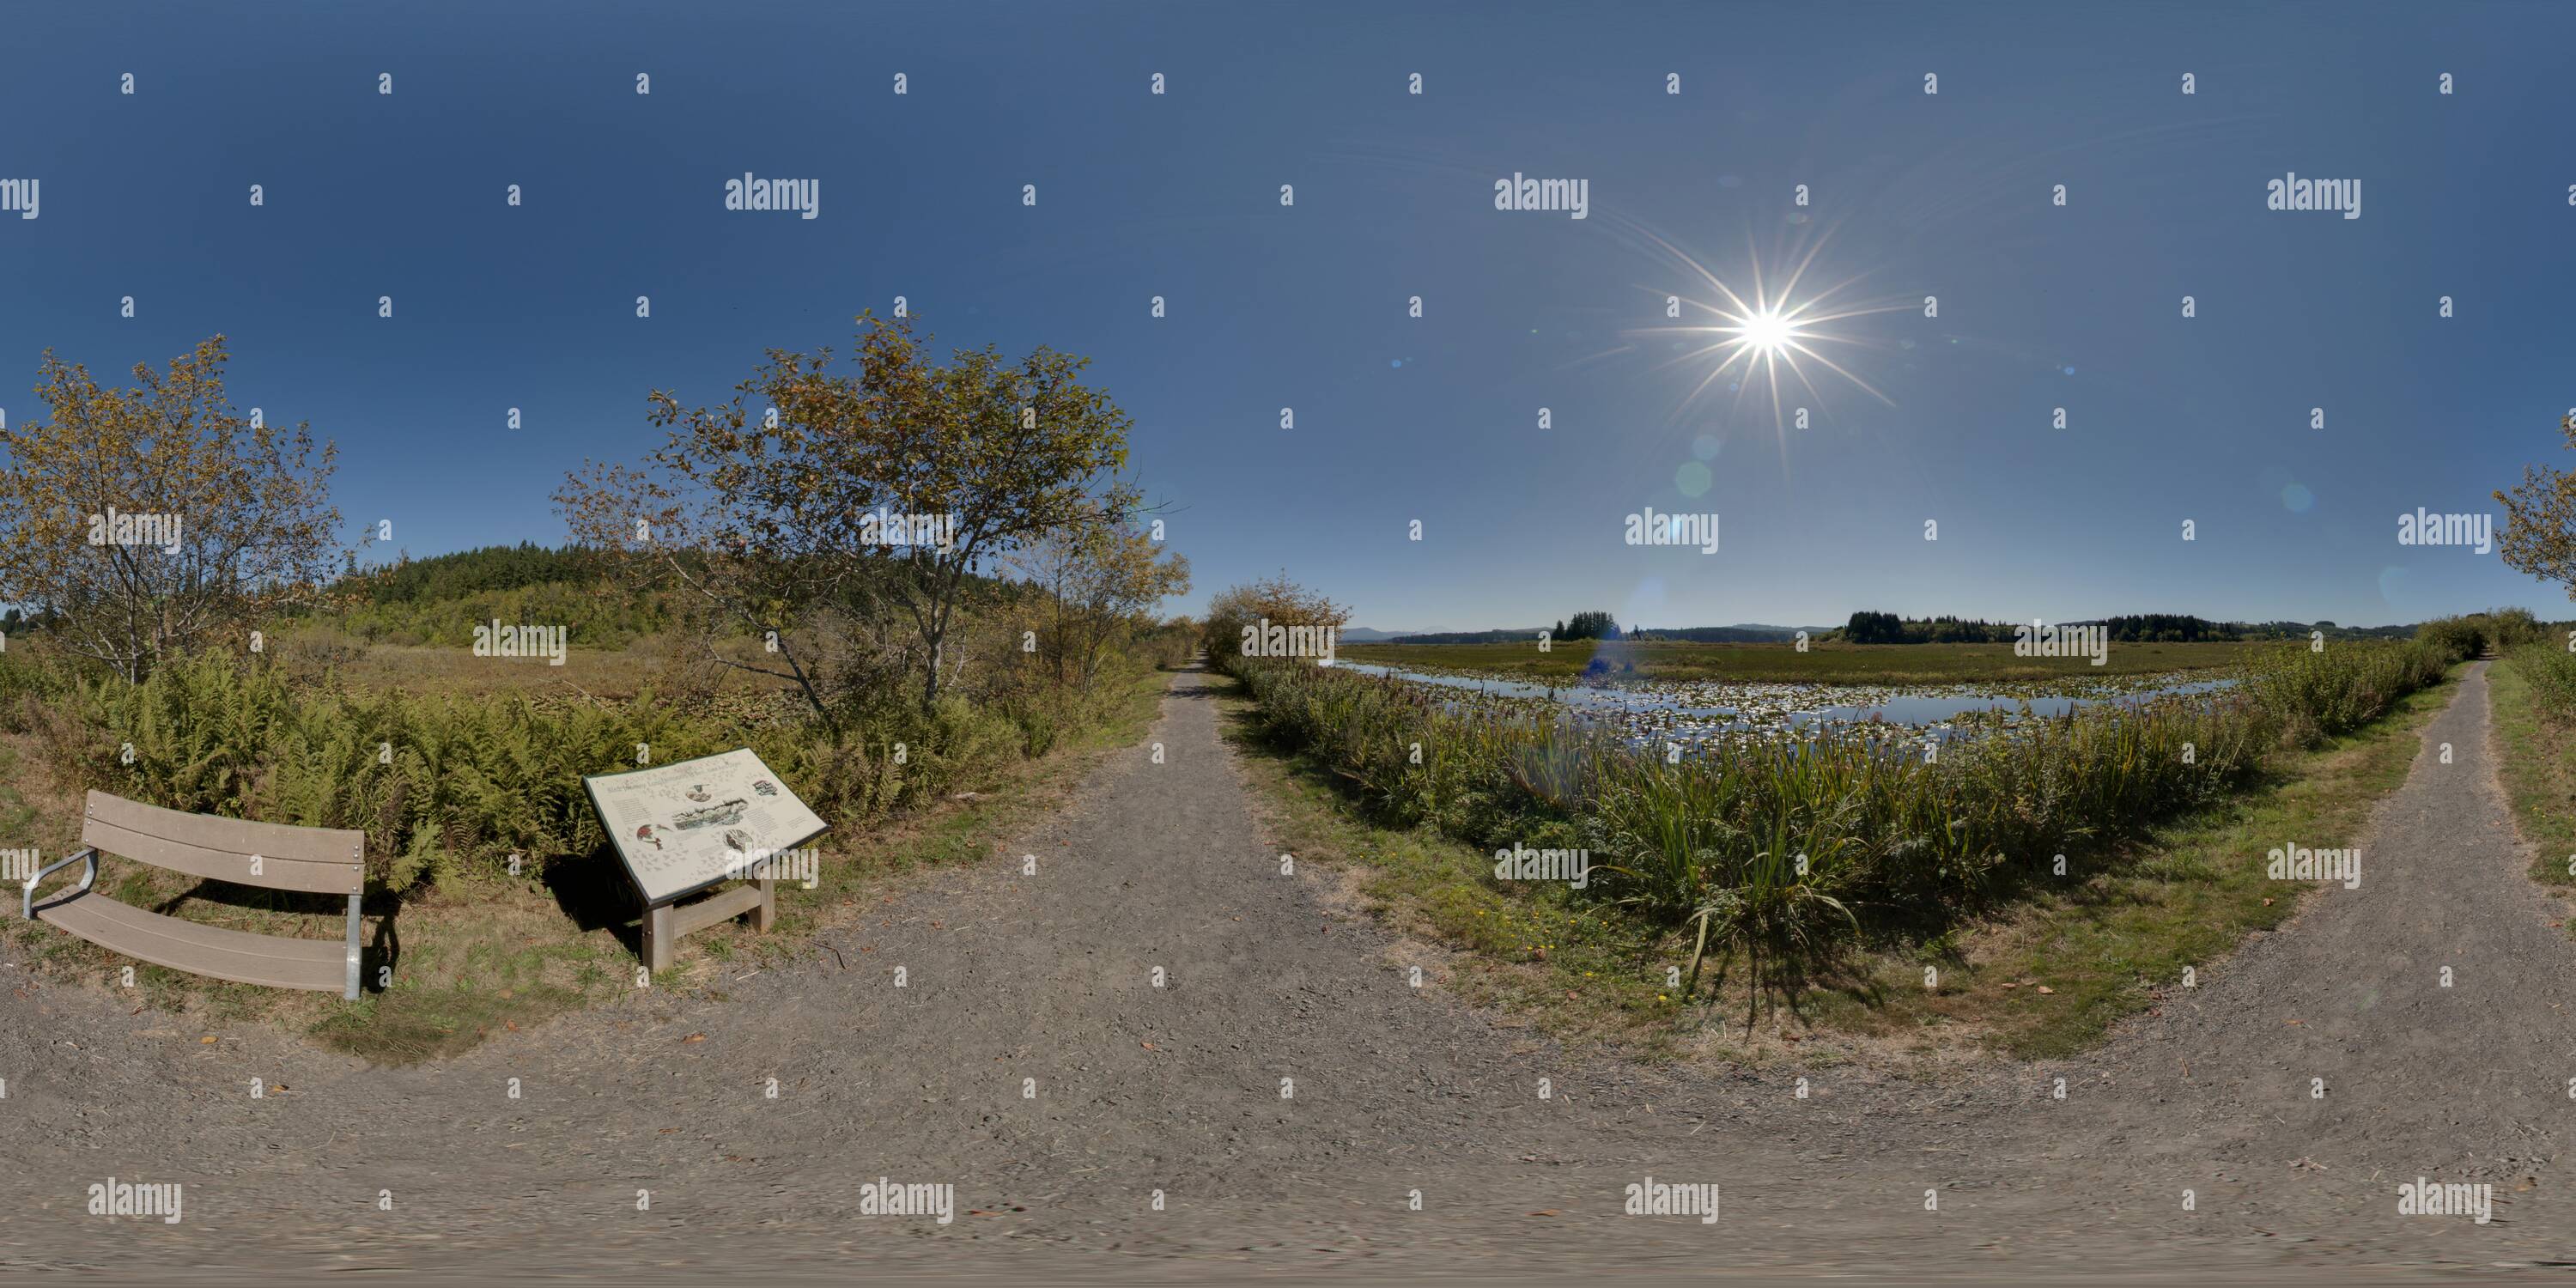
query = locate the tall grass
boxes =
[0,641,70,733]
[1233,637,2456,1005]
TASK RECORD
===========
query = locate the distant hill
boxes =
[1378,628,1547,645]
[316,542,676,648]
[1338,627,1425,642]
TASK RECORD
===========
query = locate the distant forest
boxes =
[1838,611,2414,644]
[343,541,603,604]
[1388,611,1818,646]
[1373,614,2421,647]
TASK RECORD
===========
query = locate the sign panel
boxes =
[582,748,828,908]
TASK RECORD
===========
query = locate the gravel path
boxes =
[2,661,2569,1282]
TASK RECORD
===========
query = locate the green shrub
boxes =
[2241,639,2451,744]
[2418,610,2548,662]
[2512,642,2576,722]
[53,648,1091,894]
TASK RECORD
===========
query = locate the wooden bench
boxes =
[20,790,364,999]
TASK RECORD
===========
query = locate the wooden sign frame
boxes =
[580,747,828,970]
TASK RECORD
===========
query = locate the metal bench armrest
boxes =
[24,848,98,920]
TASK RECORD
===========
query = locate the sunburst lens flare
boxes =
[1616,223,1911,443]
[1738,309,1794,355]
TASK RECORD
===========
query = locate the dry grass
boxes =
[279,629,791,702]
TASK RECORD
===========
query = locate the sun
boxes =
[1736,308,1795,355]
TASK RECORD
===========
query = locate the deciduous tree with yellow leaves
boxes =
[2495,412,2576,604]
[0,337,342,681]
[557,312,1140,725]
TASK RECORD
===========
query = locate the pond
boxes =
[1326,660,2238,745]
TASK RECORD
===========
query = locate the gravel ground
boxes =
[1,661,2570,1284]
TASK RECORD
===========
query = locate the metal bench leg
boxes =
[343,893,362,1000]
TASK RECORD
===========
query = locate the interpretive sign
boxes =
[582,748,828,909]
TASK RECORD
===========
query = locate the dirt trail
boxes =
[3,661,2571,1281]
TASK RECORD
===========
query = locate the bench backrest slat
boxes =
[81,791,364,896]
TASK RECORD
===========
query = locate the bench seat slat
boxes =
[80,817,361,896]
[36,892,348,993]
[82,791,362,869]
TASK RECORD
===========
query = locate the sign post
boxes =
[581,748,828,972]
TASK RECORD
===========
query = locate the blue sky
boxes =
[3,0,2571,631]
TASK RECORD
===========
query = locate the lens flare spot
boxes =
[2282,483,2315,513]
[1675,460,1713,498]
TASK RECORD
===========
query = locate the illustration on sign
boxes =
[582,748,828,908]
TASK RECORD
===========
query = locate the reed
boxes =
[1233,637,2454,1005]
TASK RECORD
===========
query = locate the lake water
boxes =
[1327,660,2237,742]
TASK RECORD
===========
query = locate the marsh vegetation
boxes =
[1230,601,2470,1023]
